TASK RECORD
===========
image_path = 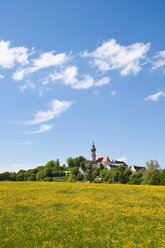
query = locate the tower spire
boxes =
[91,142,96,161]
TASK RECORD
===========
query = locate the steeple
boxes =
[91,142,96,161]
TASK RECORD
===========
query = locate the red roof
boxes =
[96,156,111,163]
[102,156,111,163]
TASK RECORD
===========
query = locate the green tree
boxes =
[142,160,160,185]
[45,160,60,170]
[99,163,104,170]
[0,172,10,181]
[36,170,44,181]
[16,170,27,181]
[44,168,52,177]
[148,170,161,185]
[27,173,36,181]
[66,157,75,168]
[10,172,16,181]
[87,162,92,170]
[160,169,165,185]
[74,156,86,167]
[146,160,160,170]
[129,172,143,185]
[69,167,79,179]
[80,161,86,170]
[76,173,84,181]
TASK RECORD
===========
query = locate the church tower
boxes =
[91,142,96,162]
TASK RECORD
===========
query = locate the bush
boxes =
[27,173,36,181]
[93,179,102,183]
[53,176,69,182]
[67,178,76,183]
[42,177,53,182]
[76,174,84,181]
[129,172,143,185]
[52,171,66,177]
[36,171,44,181]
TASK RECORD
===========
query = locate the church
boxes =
[85,143,127,170]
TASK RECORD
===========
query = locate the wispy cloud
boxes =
[24,124,52,134]
[95,77,110,86]
[0,74,4,79]
[9,163,36,172]
[6,141,33,145]
[26,99,72,124]
[93,90,99,95]
[19,80,36,92]
[50,65,94,89]
[151,50,165,71]
[117,157,127,162]
[110,90,116,96]
[12,51,69,81]
[0,40,29,68]
[82,39,151,76]
[144,91,165,101]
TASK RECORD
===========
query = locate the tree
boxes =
[45,160,60,170]
[160,169,165,185]
[76,173,84,181]
[16,170,27,181]
[80,161,86,170]
[100,169,114,182]
[44,168,52,177]
[0,172,11,181]
[74,156,86,167]
[92,167,100,178]
[99,163,104,170]
[36,170,44,181]
[142,160,160,185]
[10,172,16,181]
[87,162,92,170]
[146,160,160,170]
[129,172,143,185]
[66,157,75,168]
[148,170,161,185]
[69,167,79,179]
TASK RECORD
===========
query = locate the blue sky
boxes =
[0,0,165,172]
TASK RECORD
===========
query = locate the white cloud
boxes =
[93,90,99,95]
[0,40,29,68]
[12,68,26,81]
[144,91,165,101]
[95,77,110,86]
[110,90,116,96]
[19,80,36,92]
[26,99,72,124]
[12,51,69,81]
[117,157,127,162]
[24,124,52,134]
[50,65,78,85]
[151,51,165,71]
[73,75,93,89]
[82,39,150,75]
[32,51,68,70]
[6,141,33,145]
[9,163,36,172]
[0,74,4,79]
[50,66,94,89]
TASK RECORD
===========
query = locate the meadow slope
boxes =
[0,182,164,248]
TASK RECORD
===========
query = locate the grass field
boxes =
[0,182,164,248]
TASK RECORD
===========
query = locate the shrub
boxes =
[43,177,53,182]
[76,174,84,181]
[67,178,76,183]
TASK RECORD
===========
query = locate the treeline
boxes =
[0,156,86,182]
[0,158,164,185]
[88,160,165,185]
